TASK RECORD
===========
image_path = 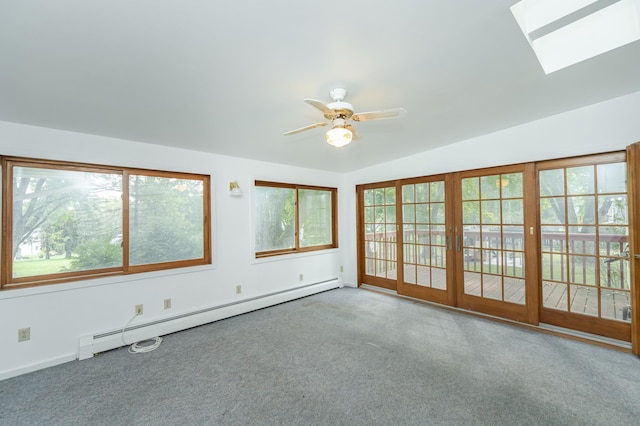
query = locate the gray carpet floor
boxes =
[1,287,639,425]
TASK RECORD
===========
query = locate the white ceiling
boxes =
[1,0,639,172]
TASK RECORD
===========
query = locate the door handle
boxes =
[455,236,460,251]
[446,236,451,250]
[634,254,640,259]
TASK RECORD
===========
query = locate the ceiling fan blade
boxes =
[283,121,328,135]
[351,108,407,122]
[345,123,360,141]
[304,99,338,118]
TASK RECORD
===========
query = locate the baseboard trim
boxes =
[0,354,76,382]
[79,279,342,360]
[359,284,632,353]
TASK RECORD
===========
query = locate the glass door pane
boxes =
[397,179,453,304]
[456,166,534,323]
[360,185,398,290]
[539,158,631,341]
[461,173,526,304]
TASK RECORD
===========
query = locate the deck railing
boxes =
[365,229,628,287]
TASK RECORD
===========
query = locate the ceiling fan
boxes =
[283,88,407,147]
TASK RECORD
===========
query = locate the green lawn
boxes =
[13,257,72,278]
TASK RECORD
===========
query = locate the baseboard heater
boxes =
[78,279,341,360]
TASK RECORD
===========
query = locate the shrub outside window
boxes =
[254,181,337,257]
[1,157,211,289]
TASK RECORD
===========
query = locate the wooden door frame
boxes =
[627,143,640,355]
[356,180,399,290]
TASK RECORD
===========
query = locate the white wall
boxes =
[343,90,640,286]
[0,121,347,379]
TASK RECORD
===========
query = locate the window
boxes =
[1,157,211,289]
[254,181,337,257]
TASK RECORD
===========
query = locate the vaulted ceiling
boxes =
[1,0,639,172]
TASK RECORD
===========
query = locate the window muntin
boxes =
[2,158,211,289]
[255,181,337,257]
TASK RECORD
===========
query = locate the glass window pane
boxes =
[385,205,396,223]
[364,207,374,224]
[567,166,594,195]
[430,203,445,224]
[385,187,396,205]
[501,173,523,198]
[374,188,385,205]
[403,224,415,243]
[254,186,295,252]
[416,225,430,244]
[542,281,568,311]
[569,285,598,316]
[430,181,444,202]
[129,175,205,265]
[599,226,629,256]
[416,183,429,202]
[540,197,566,224]
[601,290,631,322]
[600,258,630,290]
[598,195,628,225]
[415,204,429,223]
[480,175,501,199]
[402,184,414,203]
[12,167,123,278]
[539,169,565,196]
[567,196,596,225]
[364,189,374,206]
[463,201,480,224]
[502,199,523,224]
[299,189,333,248]
[502,226,524,251]
[462,177,479,200]
[568,256,596,285]
[597,163,626,194]
[481,200,500,224]
[568,226,595,255]
[403,204,415,223]
[542,253,566,281]
[541,226,567,253]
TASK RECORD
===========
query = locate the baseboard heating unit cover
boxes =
[78,279,341,360]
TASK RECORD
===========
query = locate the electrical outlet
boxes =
[135,304,143,316]
[164,298,171,310]
[236,285,242,294]
[340,265,344,273]
[299,274,303,282]
[18,327,30,342]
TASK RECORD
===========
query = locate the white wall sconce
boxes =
[229,181,242,197]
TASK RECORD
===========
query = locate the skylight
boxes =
[511,0,640,73]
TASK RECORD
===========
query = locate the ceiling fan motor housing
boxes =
[326,101,354,119]
[326,88,354,119]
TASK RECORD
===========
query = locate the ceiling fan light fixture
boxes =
[326,126,352,147]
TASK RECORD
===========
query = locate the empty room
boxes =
[1,1,640,424]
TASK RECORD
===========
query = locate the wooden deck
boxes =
[367,263,631,322]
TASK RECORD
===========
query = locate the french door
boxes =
[454,164,538,323]
[358,182,399,291]
[396,176,455,305]
[357,151,638,346]
[537,153,631,341]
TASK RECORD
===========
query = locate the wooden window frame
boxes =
[1,156,211,290]
[254,180,338,258]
